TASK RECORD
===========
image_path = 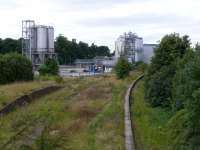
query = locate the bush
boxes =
[35,74,64,84]
[167,109,189,150]
[135,62,148,72]
[38,64,50,76]
[0,53,33,84]
[172,50,194,110]
[145,33,190,107]
[54,76,64,84]
[114,57,131,79]
[38,58,59,76]
[145,65,174,107]
[171,49,200,149]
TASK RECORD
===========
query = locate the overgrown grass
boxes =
[0,71,142,149]
[0,80,56,109]
[0,77,97,149]
[34,75,64,84]
[86,71,142,149]
[131,80,173,150]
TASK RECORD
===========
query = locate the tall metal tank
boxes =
[47,27,54,52]
[22,20,57,67]
[36,26,48,51]
[30,27,37,51]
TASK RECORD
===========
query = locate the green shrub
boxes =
[45,58,59,75]
[38,75,54,81]
[136,62,148,72]
[172,50,200,149]
[54,76,64,84]
[145,65,175,107]
[172,50,194,110]
[35,75,64,84]
[0,53,33,84]
[114,57,131,79]
[38,58,59,76]
[145,33,190,107]
[38,64,49,76]
[167,109,189,150]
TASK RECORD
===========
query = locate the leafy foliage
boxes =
[167,109,189,150]
[0,53,33,84]
[172,50,194,110]
[171,49,200,149]
[145,33,191,107]
[38,58,59,76]
[114,57,131,79]
[0,38,22,54]
[0,35,111,65]
[55,35,111,64]
[131,61,148,72]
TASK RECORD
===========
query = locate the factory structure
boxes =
[63,31,156,76]
[115,32,156,64]
[22,20,57,67]
[20,22,155,76]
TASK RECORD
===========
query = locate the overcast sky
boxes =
[0,0,200,50]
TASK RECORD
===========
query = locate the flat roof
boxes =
[143,44,158,46]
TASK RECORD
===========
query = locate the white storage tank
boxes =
[36,26,48,51]
[47,27,54,52]
[30,27,37,51]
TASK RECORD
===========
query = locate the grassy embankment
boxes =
[0,71,142,150]
[131,80,173,150]
[0,80,56,109]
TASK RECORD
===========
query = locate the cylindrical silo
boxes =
[30,27,37,51]
[47,27,54,52]
[36,26,48,52]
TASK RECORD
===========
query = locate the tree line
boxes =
[0,35,112,84]
[0,35,112,65]
[0,38,22,54]
[55,35,112,64]
[145,33,200,149]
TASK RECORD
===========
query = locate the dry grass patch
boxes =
[77,106,99,120]
[67,118,88,133]
[77,82,113,100]
[69,99,101,124]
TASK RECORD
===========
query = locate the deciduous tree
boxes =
[145,33,190,107]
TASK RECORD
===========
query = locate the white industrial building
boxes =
[115,32,143,63]
[143,44,157,64]
[115,32,157,64]
[22,20,57,67]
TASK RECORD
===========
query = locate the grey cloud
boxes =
[77,13,192,27]
[1,0,200,50]
[49,0,132,11]
[0,0,18,9]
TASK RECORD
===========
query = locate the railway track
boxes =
[0,81,98,149]
[0,85,63,117]
[124,75,144,150]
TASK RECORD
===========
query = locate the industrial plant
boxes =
[115,32,156,64]
[20,22,156,76]
[22,20,57,67]
[61,32,156,76]
[115,32,143,63]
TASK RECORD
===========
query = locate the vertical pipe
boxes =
[29,23,32,62]
[21,21,23,56]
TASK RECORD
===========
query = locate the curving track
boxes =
[0,85,63,116]
[124,75,144,150]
